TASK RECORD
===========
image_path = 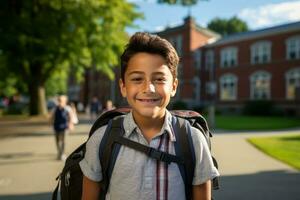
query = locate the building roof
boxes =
[154,16,220,39]
[206,21,300,47]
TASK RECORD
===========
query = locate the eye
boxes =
[154,77,166,83]
[130,77,143,83]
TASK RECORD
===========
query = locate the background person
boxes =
[102,99,116,113]
[89,96,102,120]
[50,95,73,161]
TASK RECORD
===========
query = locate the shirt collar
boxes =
[123,110,176,142]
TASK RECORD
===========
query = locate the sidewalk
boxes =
[0,116,299,200]
[212,131,300,200]
[0,115,92,200]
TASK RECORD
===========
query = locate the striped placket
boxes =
[156,132,170,200]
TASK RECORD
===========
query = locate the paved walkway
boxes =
[0,115,299,200]
[212,131,300,200]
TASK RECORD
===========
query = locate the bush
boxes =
[243,100,276,116]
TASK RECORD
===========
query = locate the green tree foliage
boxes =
[207,16,249,36]
[45,68,69,97]
[0,0,142,115]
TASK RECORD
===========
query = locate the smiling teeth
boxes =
[140,99,157,102]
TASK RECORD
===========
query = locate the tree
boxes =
[207,16,249,36]
[0,0,142,115]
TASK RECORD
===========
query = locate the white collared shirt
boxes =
[80,110,219,200]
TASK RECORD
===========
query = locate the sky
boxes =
[126,0,300,34]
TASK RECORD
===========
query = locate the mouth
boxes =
[136,98,160,103]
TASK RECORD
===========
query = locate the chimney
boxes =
[184,16,196,27]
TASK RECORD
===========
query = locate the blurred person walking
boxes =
[89,96,102,120]
[50,95,73,161]
[69,102,79,125]
[102,99,116,113]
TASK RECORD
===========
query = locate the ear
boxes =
[171,78,178,97]
[119,79,127,98]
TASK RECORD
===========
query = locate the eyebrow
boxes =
[128,71,144,76]
[128,71,166,76]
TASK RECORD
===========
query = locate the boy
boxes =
[80,32,219,200]
[50,95,73,160]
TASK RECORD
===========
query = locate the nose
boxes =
[143,81,155,93]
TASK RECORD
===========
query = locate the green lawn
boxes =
[215,115,300,130]
[248,134,300,170]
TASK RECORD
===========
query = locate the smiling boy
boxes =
[80,32,219,200]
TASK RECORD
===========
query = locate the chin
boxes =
[137,107,165,119]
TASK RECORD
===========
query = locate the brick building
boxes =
[201,21,300,115]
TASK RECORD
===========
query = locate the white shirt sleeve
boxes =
[79,125,108,182]
[190,127,220,185]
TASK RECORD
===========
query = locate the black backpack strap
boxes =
[52,174,60,200]
[172,116,195,200]
[114,134,184,164]
[99,117,124,200]
[98,115,185,199]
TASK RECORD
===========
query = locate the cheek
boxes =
[159,85,173,96]
[125,86,138,98]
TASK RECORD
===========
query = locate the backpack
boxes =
[52,108,219,200]
[53,106,69,131]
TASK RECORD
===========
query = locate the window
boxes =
[285,68,300,100]
[193,77,201,101]
[221,47,238,68]
[251,41,271,64]
[176,35,182,56]
[219,74,237,100]
[286,36,300,60]
[205,50,214,70]
[250,71,271,99]
[177,63,183,79]
[169,35,183,56]
[193,49,201,69]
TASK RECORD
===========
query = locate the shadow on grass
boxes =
[214,170,300,200]
[281,135,300,141]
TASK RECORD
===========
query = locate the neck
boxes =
[132,111,166,143]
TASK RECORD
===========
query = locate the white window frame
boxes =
[251,41,272,64]
[285,67,300,100]
[205,50,214,70]
[286,35,300,60]
[220,47,238,68]
[250,71,271,100]
[219,73,238,101]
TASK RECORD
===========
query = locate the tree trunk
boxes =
[28,83,48,116]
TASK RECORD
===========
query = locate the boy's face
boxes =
[119,52,178,120]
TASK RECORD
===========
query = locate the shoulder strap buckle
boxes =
[147,147,170,164]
